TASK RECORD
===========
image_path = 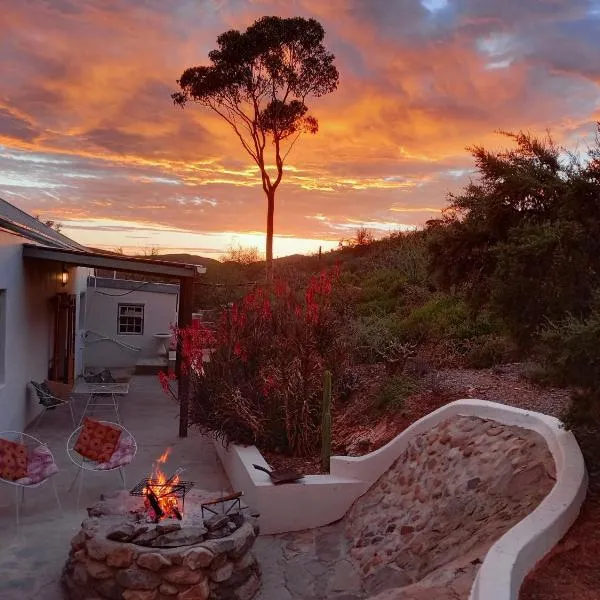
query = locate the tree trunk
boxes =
[265,188,275,281]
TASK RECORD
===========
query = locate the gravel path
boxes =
[437,362,572,418]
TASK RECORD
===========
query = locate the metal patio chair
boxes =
[0,431,62,529]
[29,381,76,430]
[84,368,116,384]
[66,421,137,508]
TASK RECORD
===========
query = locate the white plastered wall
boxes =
[0,232,82,431]
[83,284,178,370]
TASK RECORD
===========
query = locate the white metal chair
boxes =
[29,381,76,430]
[66,421,137,508]
[0,431,62,529]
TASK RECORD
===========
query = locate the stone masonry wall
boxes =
[62,512,260,600]
[345,415,556,598]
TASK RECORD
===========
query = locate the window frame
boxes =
[117,303,145,335]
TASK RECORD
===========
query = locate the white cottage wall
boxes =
[83,282,178,371]
[73,268,91,378]
[0,231,80,431]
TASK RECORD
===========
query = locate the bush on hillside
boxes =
[354,269,407,316]
[346,314,402,363]
[380,230,430,285]
[427,129,600,344]
[464,334,518,369]
[332,230,430,286]
[396,294,495,343]
[375,374,420,412]
[538,301,600,389]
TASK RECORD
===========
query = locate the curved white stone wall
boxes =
[213,399,587,599]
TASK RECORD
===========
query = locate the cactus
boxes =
[321,370,332,472]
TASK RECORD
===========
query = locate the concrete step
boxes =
[134,357,168,375]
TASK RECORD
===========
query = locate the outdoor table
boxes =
[73,381,129,425]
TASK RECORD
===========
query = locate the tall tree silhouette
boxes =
[172,16,339,279]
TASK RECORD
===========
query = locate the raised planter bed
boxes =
[213,399,587,600]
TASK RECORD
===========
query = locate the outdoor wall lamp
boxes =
[60,266,69,287]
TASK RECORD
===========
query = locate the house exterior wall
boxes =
[83,281,178,371]
[0,230,81,431]
[73,268,90,378]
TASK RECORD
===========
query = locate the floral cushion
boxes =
[74,418,121,463]
[96,435,135,470]
[0,439,28,481]
[15,445,58,485]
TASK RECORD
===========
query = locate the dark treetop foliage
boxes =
[426,128,600,343]
[172,16,339,278]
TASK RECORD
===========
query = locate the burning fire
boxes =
[143,448,182,522]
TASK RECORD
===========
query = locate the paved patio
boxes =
[0,375,231,600]
[0,375,366,600]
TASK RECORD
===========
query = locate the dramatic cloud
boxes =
[1,0,599,255]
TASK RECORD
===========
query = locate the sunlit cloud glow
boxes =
[1,0,599,256]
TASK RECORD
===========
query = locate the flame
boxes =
[143,448,181,521]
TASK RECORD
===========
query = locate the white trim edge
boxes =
[212,399,587,600]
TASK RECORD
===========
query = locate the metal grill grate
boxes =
[130,478,194,499]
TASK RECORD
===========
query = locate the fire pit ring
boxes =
[62,489,261,600]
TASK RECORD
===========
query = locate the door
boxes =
[75,291,86,377]
[50,293,76,383]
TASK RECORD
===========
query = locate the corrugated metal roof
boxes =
[2,196,206,279]
[0,196,86,250]
[23,244,200,278]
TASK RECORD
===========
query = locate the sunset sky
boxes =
[2,0,600,257]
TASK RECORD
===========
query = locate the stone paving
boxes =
[255,521,365,600]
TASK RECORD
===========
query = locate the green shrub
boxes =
[521,363,556,387]
[354,269,407,316]
[464,334,518,369]
[375,374,420,411]
[346,313,405,363]
[334,367,362,401]
[384,231,429,285]
[561,388,600,430]
[396,295,495,343]
[538,304,600,388]
[426,130,600,345]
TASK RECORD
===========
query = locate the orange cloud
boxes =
[1,0,599,256]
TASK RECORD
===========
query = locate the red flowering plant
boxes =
[158,322,216,399]
[171,267,348,456]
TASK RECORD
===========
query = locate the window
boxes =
[0,290,5,383]
[118,303,144,335]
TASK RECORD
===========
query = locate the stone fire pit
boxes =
[62,490,261,600]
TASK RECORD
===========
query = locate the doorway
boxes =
[50,293,76,383]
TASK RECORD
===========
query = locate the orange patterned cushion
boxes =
[0,438,28,481]
[74,418,121,462]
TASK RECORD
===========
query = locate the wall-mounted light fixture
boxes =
[60,266,69,287]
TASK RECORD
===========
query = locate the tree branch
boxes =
[281,131,302,163]
[206,100,258,164]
